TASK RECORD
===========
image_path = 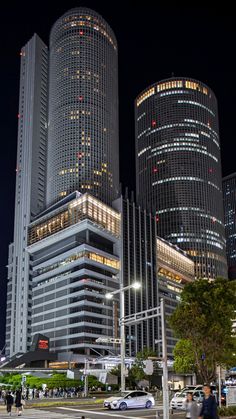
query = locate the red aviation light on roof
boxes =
[79,30,84,35]
[156,215,159,222]
[152,120,156,127]
[153,167,158,173]
[17,113,20,119]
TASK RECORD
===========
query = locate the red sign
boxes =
[38,339,49,350]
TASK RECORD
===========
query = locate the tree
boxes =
[169,278,236,383]
[173,339,195,374]
[127,347,156,388]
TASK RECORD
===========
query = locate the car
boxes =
[180,385,203,394]
[170,389,204,410]
[103,390,155,410]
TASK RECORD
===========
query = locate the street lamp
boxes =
[105,281,141,391]
[105,281,141,300]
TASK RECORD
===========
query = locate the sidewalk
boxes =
[0,407,70,417]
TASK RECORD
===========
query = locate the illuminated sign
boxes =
[38,339,49,350]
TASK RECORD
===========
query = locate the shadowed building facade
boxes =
[223,173,236,279]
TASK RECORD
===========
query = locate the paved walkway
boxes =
[0,407,70,418]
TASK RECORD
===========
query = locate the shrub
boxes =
[218,405,236,417]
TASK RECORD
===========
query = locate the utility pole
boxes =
[84,359,88,398]
[120,280,126,391]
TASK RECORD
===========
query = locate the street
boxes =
[0,406,185,419]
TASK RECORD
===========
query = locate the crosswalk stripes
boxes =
[0,408,71,418]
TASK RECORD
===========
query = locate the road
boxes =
[0,405,186,419]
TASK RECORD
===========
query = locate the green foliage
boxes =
[0,373,82,389]
[127,347,156,388]
[136,347,156,360]
[0,372,107,392]
[218,405,236,417]
[173,339,195,374]
[169,278,236,382]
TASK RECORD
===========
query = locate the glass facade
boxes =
[135,77,227,279]
[118,197,194,357]
[28,193,120,245]
[46,8,119,207]
[28,193,120,355]
[223,173,236,279]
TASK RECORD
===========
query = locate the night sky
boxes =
[0,1,235,351]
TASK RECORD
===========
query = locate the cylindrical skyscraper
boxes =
[46,8,119,206]
[135,77,227,279]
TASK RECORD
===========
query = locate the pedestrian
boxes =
[15,389,23,416]
[184,392,199,419]
[198,384,218,419]
[5,391,14,416]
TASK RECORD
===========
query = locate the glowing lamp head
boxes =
[132,282,141,290]
[105,292,113,299]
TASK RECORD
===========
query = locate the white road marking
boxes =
[56,406,146,418]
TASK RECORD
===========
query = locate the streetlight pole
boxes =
[161,298,169,419]
[105,281,141,392]
[120,286,126,392]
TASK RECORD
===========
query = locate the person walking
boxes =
[15,389,23,416]
[184,392,199,419]
[5,392,14,416]
[199,384,218,419]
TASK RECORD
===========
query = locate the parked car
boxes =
[170,389,204,410]
[103,390,155,410]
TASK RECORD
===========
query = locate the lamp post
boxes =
[105,281,141,392]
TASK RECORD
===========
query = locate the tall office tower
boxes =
[113,196,194,357]
[135,77,227,279]
[223,173,236,279]
[5,8,119,358]
[5,35,48,357]
[46,8,119,207]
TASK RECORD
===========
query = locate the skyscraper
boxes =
[46,8,119,207]
[135,77,227,279]
[113,196,194,357]
[6,7,119,358]
[223,173,236,279]
[5,34,48,357]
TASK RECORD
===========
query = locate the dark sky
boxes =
[0,1,235,350]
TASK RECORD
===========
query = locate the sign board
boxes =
[67,370,74,379]
[143,360,153,375]
[21,375,26,386]
[99,372,107,384]
[38,339,49,350]
[31,334,50,352]
[227,386,236,407]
